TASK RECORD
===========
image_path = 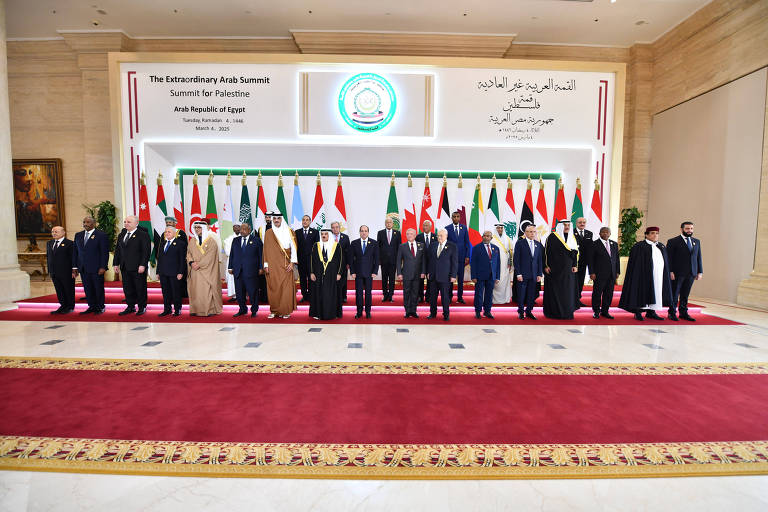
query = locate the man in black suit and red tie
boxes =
[295,215,319,303]
[666,221,703,321]
[47,225,76,314]
[396,228,426,318]
[589,227,620,319]
[376,216,401,302]
[349,225,379,319]
[113,215,152,316]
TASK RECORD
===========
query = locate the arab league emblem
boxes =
[338,73,396,132]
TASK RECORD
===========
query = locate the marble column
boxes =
[0,0,30,309]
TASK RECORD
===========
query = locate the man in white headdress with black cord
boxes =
[543,220,579,319]
[262,212,298,319]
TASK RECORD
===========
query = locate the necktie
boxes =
[198,235,203,245]
[164,240,171,253]
[304,229,308,237]
[455,225,459,237]
[387,230,391,243]
[362,240,366,254]
[486,244,492,259]
[604,240,610,253]
[54,240,60,251]
[686,237,692,251]
[336,234,339,242]
[241,237,246,248]
[322,247,328,261]
[411,243,415,256]
[529,240,534,255]
[438,244,443,257]
[124,232,131,244]
[425,235,430,246]
[83,231,89,246]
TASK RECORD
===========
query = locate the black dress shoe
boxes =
[634,312,644,321]
[59,308,74,315]
[646,311,663,320]
[601,313,614,319]
[118,307,135,316]
[173,311,181,316]
[354,313,362,319]
[93,308,105,315]
[411,313,419,319]
[680,314,696,322]
[78,297,88,301]
[518,312,525,320]
[483,313,494,319]
[475,312,481,319]
[228,297,238,302]
[79,308,94,315]
[426,314,436,319]
[365,312,371,319]
[457,298,466,304]
[593,312,600,319]
[233,311,247,317]
[526,312,537,320]
[342,298,347,303]
[668,313,679,321]
[136,308,146,316]
[50,309,62,315]
[577,301,586,308]
[251,310,258,317]
[404,314,409,319]
[158,311,171,317]
[443,316,449,321]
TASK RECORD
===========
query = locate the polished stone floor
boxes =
[1,282,766,511]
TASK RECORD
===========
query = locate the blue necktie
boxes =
[164,240,170,253]
[362,240,366,254]
[686,237,692,251]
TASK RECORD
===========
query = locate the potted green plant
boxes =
[83,200,119,281]
[617,207,643,285]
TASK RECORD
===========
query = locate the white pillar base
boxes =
[0,264,30,310]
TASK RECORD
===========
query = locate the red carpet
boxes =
[1,283,737,325]
[0,358,766,478]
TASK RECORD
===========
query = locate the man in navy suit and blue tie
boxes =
[156,226,186,316]
[349,225,379,319]
[426,229,458,321]
[666,221,703,321]
[446,211,472,303]
[513,223,544,320]
[470,230,501,319]
[228,222,263,318]
[73,216,109,315]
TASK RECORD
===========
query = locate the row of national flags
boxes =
[138,171,603,260]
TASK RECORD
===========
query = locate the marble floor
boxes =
[1,282,767,511]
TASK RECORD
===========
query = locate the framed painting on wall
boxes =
[13,158,65,238]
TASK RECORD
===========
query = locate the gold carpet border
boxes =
[1,356,767,376]
[1,436,767,479]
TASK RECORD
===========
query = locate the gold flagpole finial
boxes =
[492,174,497,186]
[156,171,163,186]
[443,172,447,186]
[538,177,544,189]
[277,170,283,187]
[294,170,300,186]
[407,172,413,188]
[337,170,342,186]
[594,176,600,192]
[192,170,198,185]
[316,171,322,185]
[458,172,463,188]
[507,174,512,189]
[558,176,564,190]
[256,170,263,187]
[225,170,231,186]
[174,170,180,186]
[476,174,481,190]
[526,175,532,190]
[576,176,582,190]
[390,171,396,187]
[425,172,429,186]
[208,170,214,186]
[241,170,247,186]
[140,171,146,186]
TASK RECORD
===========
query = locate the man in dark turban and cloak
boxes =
[619,226,672,321]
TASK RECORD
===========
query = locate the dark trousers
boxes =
[341,268,348,301]
[670,274,695,315]
[418,277,427,302]
[451,263,466,300]
[159,274,182,313]
[235,273,259,313]
[474,279,494,314]
[403,278,420,314]
[298,258,311,300]
[355,276,373,314]
[380,262,395,300]
[516,278,537,313]
[52,273,75,310]
[81,271,105,310]
[592,276,615,314]
[429,280,452,318]
[121,269,147,309]
[576,265,587,300]
[258,274,268,303]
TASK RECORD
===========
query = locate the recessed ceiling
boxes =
[5,0,712,46]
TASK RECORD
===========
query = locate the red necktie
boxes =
[411,243,415,256]
[486,244,492,259]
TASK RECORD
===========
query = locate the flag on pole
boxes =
[551,178,567,228]
[436,174,450,221]
[205,171,219,233]
[419,174,434,231]
[275,171,288,221]
[534,177,550,240]
[188,171,202,235]
[332,172,347,231]
[290,171,305,228]
[501,175,517,238]
[138,173,153,238]
[518,176,535,238]
[587,177,603,230]
[311,172,326,230]
[468,177,484,245]
[172,172,185,232]
[254,171,267,229]
[386,173,400,230]
[485,176,500,229]
[401,173,418,234]
[455,174,468,225]
[238,171,253,227]
[220,171,235,242]
[571,177,584,224]
[150,172,169,265]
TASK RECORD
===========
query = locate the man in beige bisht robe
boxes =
[262,212,298,318]
[186,220,223,316]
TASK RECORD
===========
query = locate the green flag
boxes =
[571,180,584,224]
[239,182,253,227]
[205,175,219,232]
[386,176,400,230]
[468,182,483,245]
[486,182,499,227]
[276,175,288,220]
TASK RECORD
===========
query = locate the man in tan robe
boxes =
[186,220,223,316]
[262,213,297,318]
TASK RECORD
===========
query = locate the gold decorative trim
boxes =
[1,357,767,375]
[1,436,766,479]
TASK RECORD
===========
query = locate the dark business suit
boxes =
[376,228,401,301]
[396,240,426,316]
[46,237,76,312]
[349,237,380,316]
[228,232,263,315]
[666,235,703,317]
[446,223,472,301]
[295,226,319,301]
[332,232,351,302]
[574,228,593,303]
[513,237,544,314]
[590,237,620,315]
[415,232,436,302]
[471,242,501,316]
[73,229,109,311]
[156,237,186,314]
[113,228,152,310]
[426,241,458,319]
